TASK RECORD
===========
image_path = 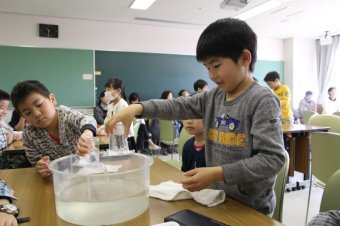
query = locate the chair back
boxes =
[311,132,340,186]
[273,151,289,223]
[178,129,193,158]
[308,114,340,133]
[159,120,178,145]
[319,169,340,212]
[333,111,340,117]
[301,111,317,125]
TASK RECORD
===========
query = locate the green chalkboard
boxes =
[95,50,284,101]
[95,51,212,101]
[0,46,94,107]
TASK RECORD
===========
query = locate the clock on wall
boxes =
[39,24,59,38]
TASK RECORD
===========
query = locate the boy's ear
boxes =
[49,93,58,106]
[241,49,252,66]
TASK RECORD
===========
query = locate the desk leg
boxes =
[295,135,310,180]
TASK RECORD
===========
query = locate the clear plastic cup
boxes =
[87,137,100,163]
[109,122,129,154]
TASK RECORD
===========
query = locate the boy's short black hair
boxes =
[128,92,140,104]
[305,91,313,96]
[196,18,257,72]
[193,79,208,91]
[328,87,336,93]
[161,90,172,99]
[0,89,10,101]
[264,71,280,82]
[178,89,188,97]
[11,80,50,111]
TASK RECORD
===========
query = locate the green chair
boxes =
[308,114,340,133]
[301,111,317,125]
[165,128,193,169]
[159,120,179,159]
[305,132,340,223]
[273,151,290,223]
[333,111,340,117]
[319,169,340,212]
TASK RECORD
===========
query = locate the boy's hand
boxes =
[181,167,224,192]
[105,104,143,136]
[36,156,51,177]
[76,130,94,156]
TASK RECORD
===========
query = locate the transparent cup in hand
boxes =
[109,122,129,155]
[87,137,100,163]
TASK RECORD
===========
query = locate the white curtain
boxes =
[316,35,340,103]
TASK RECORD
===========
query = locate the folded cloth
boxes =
[149,181,225,207]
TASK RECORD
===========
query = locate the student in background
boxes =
[193,79,208,94]
[104,77,136,151]
[0,179,18,226]
[10,80,97,177]
[93,90,109,126]
[128,92,160,152]
[264,71,294,125]
[103,18,285,215]
[178,89,190,98]
[149,90,181,154]
[181,118,206,172]
[0,90,13,150]
[160,91,181,138]
[8,109,26,131]
[319,87,340,114]
[298,90,317,123]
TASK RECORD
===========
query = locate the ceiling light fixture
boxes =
[235,0,290,20]
[130,0,156,10]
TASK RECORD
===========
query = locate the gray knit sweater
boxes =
[141,82,286,214]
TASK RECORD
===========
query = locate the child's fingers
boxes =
[183,169,197,177]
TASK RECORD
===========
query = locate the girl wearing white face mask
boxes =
[103,77,136,151]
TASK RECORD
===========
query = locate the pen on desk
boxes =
[17,217,30,223]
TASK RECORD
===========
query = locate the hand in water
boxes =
[74,136,100,166]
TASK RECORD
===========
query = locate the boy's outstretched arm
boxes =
[105,104,143,136]
[181,167,224,192]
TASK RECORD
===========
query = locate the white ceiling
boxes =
[0,0,339,39]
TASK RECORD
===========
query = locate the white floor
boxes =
[283,178,323,226]
[157,154,323,226]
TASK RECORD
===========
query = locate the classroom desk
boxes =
[282,124,329,189]
[0,158,282,226]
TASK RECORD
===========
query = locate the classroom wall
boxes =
[0,12,287,107]
[0,12,284,59]
[284,38,318,109]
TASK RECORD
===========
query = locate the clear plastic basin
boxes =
[49,153,153,225]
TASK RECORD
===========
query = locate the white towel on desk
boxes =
[149,181,225,207]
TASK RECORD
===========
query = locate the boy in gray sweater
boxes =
[100,18,286,215]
